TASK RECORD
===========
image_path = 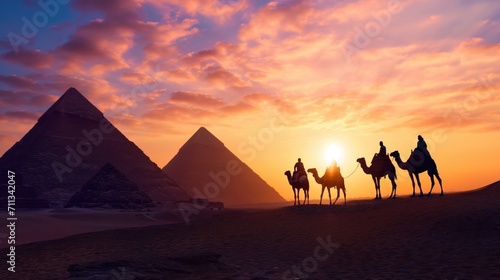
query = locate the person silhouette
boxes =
[327,160,340,178]
[416,135,431,158]
[294,158,306,180]
[378,141,386,156]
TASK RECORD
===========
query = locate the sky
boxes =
[0,0,499,201]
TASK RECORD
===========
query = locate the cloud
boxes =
[239,0,314,41]
[0,111,40,121]
[1,49,54,70]
[0,74,37,90]
[202,64,248,89]
[169,91,225,107]
[144,0,248,22]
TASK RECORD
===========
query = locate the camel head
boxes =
[389,151,400,158]
[356,158,366,164]
[284,170,292,177]
[307,168,317,175]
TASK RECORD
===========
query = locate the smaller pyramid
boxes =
[66,163,155,209]
[182,127,225,149]
[163,127,286,207]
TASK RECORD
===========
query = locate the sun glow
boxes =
[324,144,343,165]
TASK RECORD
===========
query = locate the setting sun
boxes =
[324,144,343,165]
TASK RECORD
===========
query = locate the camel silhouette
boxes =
[284,170,309,205]
[389,150,443,197]
[307,168,346,205]
[356,155,397,199]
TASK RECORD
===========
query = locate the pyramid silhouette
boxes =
[0,88,190,208]
[163,127,285,207]
[66,163,155,209]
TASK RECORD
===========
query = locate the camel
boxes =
[356,155,397,199]
[307,168,346,205]
[284,170,309,205]
[390,150,443,197]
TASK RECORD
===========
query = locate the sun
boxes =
[324,144,343,165]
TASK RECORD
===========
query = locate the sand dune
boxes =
[1,181,499,279]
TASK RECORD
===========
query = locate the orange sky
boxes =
[0,0,499,201]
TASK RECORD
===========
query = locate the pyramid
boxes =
[0,88,190,208]
[66,163,155,209]
[162,127,286,207]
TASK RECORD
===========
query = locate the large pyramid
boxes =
[162,127,285,207]
[0,88,190,208]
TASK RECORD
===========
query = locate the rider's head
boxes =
[418,135,423,141]
[298,158,301,162]
[379,141,383,146]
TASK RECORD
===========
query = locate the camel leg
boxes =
[297,189,301,205]
[293,188,297,206]
[319,186,325,205]
[343,188,346,205]
[391,175,397,199]
[333,188,340,205]
[427,174,435,196]
[409,172,416,197]
[328,188,332,205]
[303,189,307,205]
[372,176,378,199]
[436,173,443,196]
[376,177,382,199]
[388,177,394,199]
[415,173,423,197]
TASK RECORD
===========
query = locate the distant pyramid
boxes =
[163,127,286,207]
[66,163,155,209]
[0,88,190,208]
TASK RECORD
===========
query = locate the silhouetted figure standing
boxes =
[294,158,306,180]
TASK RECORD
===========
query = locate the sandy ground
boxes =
[1,181,499,279]
[0,208,185,248]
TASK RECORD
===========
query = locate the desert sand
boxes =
[1,181,499,279]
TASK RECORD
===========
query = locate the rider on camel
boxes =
[416,135,431,158]
[294,158,306,180]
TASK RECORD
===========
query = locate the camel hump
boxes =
[411,148,433,166]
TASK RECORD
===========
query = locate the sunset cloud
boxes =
[1,49,54,70]
[169,91,226,108]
